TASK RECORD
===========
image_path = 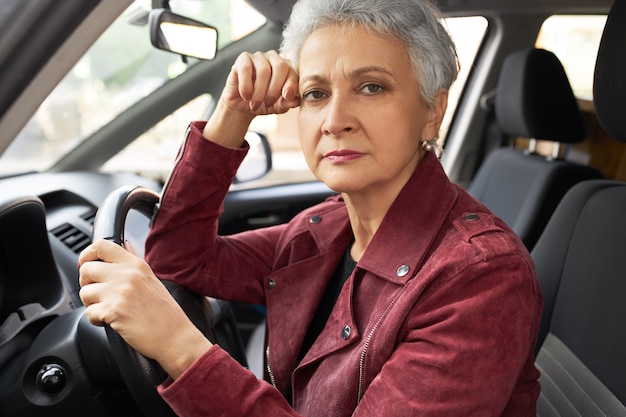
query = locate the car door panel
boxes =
[219,181,336,235]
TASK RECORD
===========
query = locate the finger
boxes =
[124,240,137,255]
[83,302,113,327]
[276,76,301,113]
[239,51,295,112]
[282,55,300,99]
[232,52,258,103]
[282,74,300,101]
[263,50,293,107]
[78,281,102,306]
[265,52,300,112]
[247,52,274,111]
[79,281,116,327]
[77,240,102,266]
[78,256,115,287]
[78,241,137,288]
[79,238,132,267]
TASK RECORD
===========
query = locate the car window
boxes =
[535,15,607,100]
[1,0,265,176]
[4,8,486,188]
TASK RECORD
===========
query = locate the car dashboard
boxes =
[0,171,161,374]
[0,172,161,416]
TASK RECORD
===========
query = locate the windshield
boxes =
[0,0,265,175]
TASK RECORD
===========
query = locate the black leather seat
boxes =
[468,48,602,250]
[533,1,626,414]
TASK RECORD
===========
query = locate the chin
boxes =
[320,179,366,195]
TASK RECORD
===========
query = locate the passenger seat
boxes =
[533,1,626,413]
[468,48,602,250]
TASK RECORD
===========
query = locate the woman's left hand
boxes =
[78,239,212,379]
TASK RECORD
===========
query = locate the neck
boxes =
[343,177,407,261]
[345,201,384,262]
[342,151,428,261]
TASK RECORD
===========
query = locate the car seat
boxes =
[533,1,626,414]
[468,48,603,251]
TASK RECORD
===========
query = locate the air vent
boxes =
[50,223,91,254]
[80,208,97,226]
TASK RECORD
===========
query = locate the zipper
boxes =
[266,345,277,388]
[357,291,402,404]
[357,320,381,403]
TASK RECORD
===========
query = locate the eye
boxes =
[303,90,327,101]
[361,83,384,94]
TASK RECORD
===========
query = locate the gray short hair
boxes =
[280,0,459,107]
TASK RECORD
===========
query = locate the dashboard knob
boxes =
[36,363,67,394]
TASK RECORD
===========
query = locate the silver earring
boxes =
[420,138,443,159]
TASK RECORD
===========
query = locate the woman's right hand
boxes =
[203,50,300,147]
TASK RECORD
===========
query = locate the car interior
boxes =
[467,47,603,251]
[532,1,626,413]
[0,0,624,415]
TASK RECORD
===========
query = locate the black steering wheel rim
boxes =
[92,185,249,416]
[92,185,178,417]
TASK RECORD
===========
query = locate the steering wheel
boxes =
[92,185,248,417]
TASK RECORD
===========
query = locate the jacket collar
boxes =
[306,152,459,284]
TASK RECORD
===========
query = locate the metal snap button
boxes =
[268,278,276,290]
[342,325,351,340]
[309,215,322,224]
[396,264,410,277]
[465,213,480,221]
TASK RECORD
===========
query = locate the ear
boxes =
[424,89,449,139]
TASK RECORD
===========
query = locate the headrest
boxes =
[495,48,586,143]
[594,0,626,143]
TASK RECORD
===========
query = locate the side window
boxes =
[535,15,607,100]
[100,0,265,182]
[103,94,214,179]
[440,17,488,143]
[532,15,626,180]
[10,0,266,177]
[253,16,488,186]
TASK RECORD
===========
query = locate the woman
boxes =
[78,0,543,415]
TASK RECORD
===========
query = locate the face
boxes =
[297,24,448,199]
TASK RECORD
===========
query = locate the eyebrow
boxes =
[300,66,396,85]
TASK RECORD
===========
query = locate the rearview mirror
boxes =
[149,9,218,60]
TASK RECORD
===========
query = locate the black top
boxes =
[300,246,357,360]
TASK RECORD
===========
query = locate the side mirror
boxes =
[235,132,273,183]
[149,9,218,60]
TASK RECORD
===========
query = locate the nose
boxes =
[321,93,355,137]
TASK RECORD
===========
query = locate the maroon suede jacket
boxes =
[145,121,542,417]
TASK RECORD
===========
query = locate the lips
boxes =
[324,149,364,163]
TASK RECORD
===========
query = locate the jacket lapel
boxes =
[264,201,353,394]
[358,152,458,285]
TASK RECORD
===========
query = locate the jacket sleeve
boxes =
[147,122,307,416]
[144,121,286,304]
[158,347,304,417]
